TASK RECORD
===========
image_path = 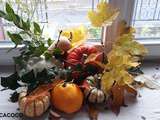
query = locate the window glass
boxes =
[133,0,160,40]
[0,0,104,41]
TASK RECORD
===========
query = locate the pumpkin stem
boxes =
[97,75,101,89]
[62,82,67,87]
[70,79,74,83]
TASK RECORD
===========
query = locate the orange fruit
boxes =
[51,82,84,114]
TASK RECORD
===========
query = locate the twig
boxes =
[69,32,73,41]
[55,30,62,48]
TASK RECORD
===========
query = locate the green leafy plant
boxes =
[0,0,46,21]
[0,3,53,68]
[0,3,55,102]
[1,66,58,102]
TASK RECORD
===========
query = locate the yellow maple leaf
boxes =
[62,25,87,47]
[107,50,140,70]
[117,69,134,85]
[88,1,119,27]
[101,68,134,92]
[101,24,147,93]
[101,71,115,92]
[115,34,148,56]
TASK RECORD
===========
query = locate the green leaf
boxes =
[13,56,25,67]
[5,3,28,30]
[53,48,62,55]
[47,38,53,46]
[0,10,12,21]
[10,91,19,103]
[75,64,83,71]
[21,70,35,83]
[33,22,41,34]
[27,83,38,94]
[128,66,143,76]
[13,15,22,27]
[85,64,100,75]
[22,19,30,31]
[65,68,72,82]
[36,69,48,83]
[36,68,56,84]
[7,32,23,46]
[28,44,36,51]
[43,51,52,60]
[33,44,47,56]
[47,68,56,79]
[53,48,63,59]
[6,3,14,14]
[1,72,21,90]
[6,3,17,21]
[0,10,6,18]
[26,19,31,30]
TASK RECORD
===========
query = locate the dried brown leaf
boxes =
[132,81,145,88]
[135,75,160,90]
[109,84,125,115]
[88,104,99,120]
[124,84,137,96]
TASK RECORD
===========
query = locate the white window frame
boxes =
[0,0,160,65]
[103,0,160,59]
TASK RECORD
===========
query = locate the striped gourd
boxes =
[84,87,108,104]
[18,86,51,117]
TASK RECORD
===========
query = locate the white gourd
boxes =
[84,87,108,104]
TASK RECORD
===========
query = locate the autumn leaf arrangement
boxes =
[0,1,147,119]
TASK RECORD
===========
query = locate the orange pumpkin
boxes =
[66,45,99,67]
[65,45,104,72]
[51,82,84,114]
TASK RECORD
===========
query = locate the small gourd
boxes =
[84,87,108,104]
[48,36,71,53]
[18,85,51,117]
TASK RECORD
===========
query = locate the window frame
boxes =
[0,0,160,65]
[103,0,160,59]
